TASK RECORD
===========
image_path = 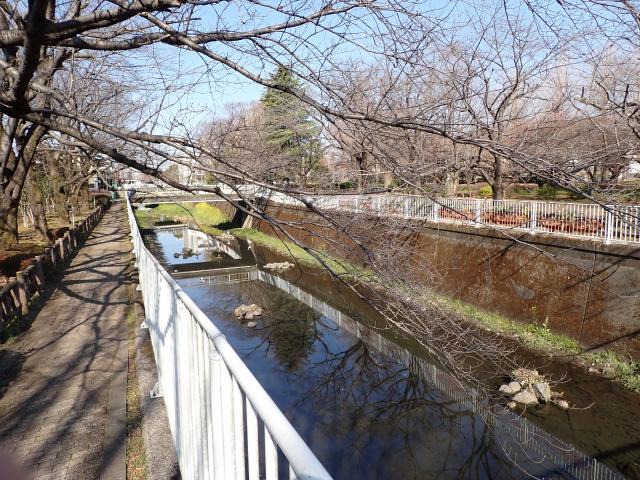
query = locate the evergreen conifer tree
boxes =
[260,66,322,186]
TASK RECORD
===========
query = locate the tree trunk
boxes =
[444,141,459,196]
[78,181,90,211]
[383,171,394,188]
[444,170,459,196]
[0,125,47,249]
[355,150,368,192]
[26,170,48,242]
[492,154,505,199]
[0,194,19,248]
[49,153,70,222]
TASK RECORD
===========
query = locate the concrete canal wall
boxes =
[256,202,640,358]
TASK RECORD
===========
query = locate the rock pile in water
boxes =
[499,368,569,410]
[234,304,263,321]
[263,262,294,271]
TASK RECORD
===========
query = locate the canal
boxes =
[144,224,639,479]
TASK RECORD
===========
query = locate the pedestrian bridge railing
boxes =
[125,197,332,480]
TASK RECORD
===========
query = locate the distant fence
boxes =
[254,190,640,245]
[120,183,640,244]
[126,196,332,480]
[0,205,106,329]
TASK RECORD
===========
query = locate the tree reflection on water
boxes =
[177,272,618,479]
[262,295,318,371]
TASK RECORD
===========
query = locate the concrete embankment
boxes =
[255,202,640,358]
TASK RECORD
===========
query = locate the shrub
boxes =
[513,184,537,196]
[567,189,584,200]
[478,185,493,198]
[338,180,355,190]
[192,202,228,225]
[537,184,558,200]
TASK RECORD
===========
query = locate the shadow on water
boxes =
[144,226,640,480]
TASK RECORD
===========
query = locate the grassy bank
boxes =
[439,298,640,392]
[230,227,374,280]
[134,202,227,234]
[126,288,147,480]
[232,227,640,393]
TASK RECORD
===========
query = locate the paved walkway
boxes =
[0,204,130,480]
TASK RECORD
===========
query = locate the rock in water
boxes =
[234,304,263,319]
[552,399,570,410]
[246,321,257,328]
[263,262,294,272]
[499,381,522,395]
[512,390,539,407]
[234,305,249,318]
[533,382,551,403]
[511,368,545,386]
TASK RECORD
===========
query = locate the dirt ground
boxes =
[0,211,90,283]
[0,245,46,284]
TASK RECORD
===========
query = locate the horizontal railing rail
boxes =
[120,183,640,244]
[242,189,640,245]
[126,197,332,480]
[0,205,106,329]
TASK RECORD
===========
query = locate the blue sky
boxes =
[145,0,461,131]
[140,0,620,136]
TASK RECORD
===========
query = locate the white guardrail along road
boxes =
[125,196,332,480]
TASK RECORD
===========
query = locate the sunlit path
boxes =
[0,204,130,480]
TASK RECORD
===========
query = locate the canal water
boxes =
[144,224,638,480]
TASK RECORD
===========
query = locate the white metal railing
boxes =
[183,268,623,480]
[124,182,640,244]
[248,190,640,245]
[125,197,332,480]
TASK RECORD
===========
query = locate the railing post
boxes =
[64,231,71,254]
[150,381,162,398]
[475,199,482,227]
[35,256,45,288]
[530,202,537,234]
[605,206,614,244]
[209,347,226,480]
[404,197,409,219]
[58,237,65,260]
[16,271,28,315]
[433,202,440,222]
